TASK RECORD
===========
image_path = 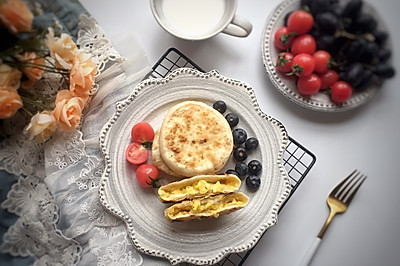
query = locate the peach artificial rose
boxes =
[0,0,33,33]
[18,52,46,89]
[0,86,23,119]
[52,90,85,132]
[69,53,96,102]
[24,110,57,143]
[0,64,22,89]
[45,28,79,70]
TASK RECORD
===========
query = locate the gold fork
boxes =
[299,170,367,266]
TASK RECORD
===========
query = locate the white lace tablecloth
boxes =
[0,10,175,265]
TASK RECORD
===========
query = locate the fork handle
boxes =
[299,237,322,266]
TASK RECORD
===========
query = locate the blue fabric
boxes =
[0,170,34,266]
[0,0,88,265]
[33,0,89,40]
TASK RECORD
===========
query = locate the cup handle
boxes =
[222,15,252,38]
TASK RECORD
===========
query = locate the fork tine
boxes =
[330,169,357,197]
[343,174,367,205]
[336,170,360,200]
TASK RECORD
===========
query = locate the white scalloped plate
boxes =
[261,0,389,112]
[98,68,291,265]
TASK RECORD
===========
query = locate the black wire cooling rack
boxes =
[149,47,316,266]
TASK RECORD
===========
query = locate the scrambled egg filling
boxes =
[161,180,235,199]
[169,196,244,219]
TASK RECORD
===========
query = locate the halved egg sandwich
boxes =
[158,174,248,222]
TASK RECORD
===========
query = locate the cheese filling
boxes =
[167,196,245,219]
[159,179,236,199]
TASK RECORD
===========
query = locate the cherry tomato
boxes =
[274,26,296,50]
[125,142,149,165]
[291,34,316,55]
[331,81,353,103]
[313,50,332,73]
[276,52,294,73]
[290,53,315,77]
[287,10,314,36]
[136,164,160,188]
[131,122,154,144]
[319,70,339,90]
[297,74,321,95]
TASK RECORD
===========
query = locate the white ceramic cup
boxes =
[150,0,253,41]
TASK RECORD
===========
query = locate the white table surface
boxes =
[79,1,400,265]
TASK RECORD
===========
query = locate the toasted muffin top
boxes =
[152,128,182,177]
[159,101,233,177]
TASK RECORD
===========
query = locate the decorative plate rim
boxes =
[261,0,389,112]
[98,68,292,265]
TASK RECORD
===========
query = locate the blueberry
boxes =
[344,63,364,87]
[246,175,261,190]
[378,48,391,62]
[310,0,330,15]
[233,146,247,161]
[341,0,363,19]
[373,30,388,47]
[245,137,259,151]
[232,128,247,145]
[235,162,249,177]
[315,12,339,35]
[225,113,239,128]
[374,63,395,79]
[213,100,226,114]
[225,169,239,177]
[248,160,262,175]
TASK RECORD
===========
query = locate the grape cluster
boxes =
[300,0,395,92]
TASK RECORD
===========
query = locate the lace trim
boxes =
[88,227,144,266]
[77,14,122,75]
[1,176,81,265]
[0,13,141,265]
[0,112,45,178]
